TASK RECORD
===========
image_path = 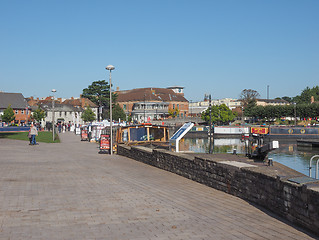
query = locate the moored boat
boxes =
[116,123,169,146]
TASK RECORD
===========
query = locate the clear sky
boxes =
[1,0,318,102]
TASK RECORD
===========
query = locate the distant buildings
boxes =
[189,96,242,117]
[1,87,293,127]
[0,92,31,125]
[116,87,189,122]
[256,99,289,106]
[27,96,98,127]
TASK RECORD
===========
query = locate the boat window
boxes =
[152,128,164,141]
[130,127,148,141]
[122,129,128,142]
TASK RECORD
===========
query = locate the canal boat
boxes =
[116,124,169,146]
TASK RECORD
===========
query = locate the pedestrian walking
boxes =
[28,128,32,144]
[30,123,38,145]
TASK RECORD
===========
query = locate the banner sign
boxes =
[81,129,88,140]
[100,134,110,150]
[251,127,269,135]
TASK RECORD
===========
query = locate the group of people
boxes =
[28,123,38,145]
[57,122,72,133]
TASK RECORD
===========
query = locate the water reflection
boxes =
[181,138,319,176]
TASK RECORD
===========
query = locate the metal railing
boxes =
[309,155,319,179]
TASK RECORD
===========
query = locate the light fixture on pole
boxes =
[51,89,57,142]
[106,65,115,155]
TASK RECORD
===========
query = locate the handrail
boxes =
[309,155,319,178]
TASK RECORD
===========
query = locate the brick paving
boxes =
[0,132,318,240]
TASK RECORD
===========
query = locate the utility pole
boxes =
[51,89,56,142]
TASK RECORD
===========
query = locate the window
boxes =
[21,110,24,114]
[177,104,179,109]
[15,110,18,114]
[173,104,175,109]
[123,104,127,110]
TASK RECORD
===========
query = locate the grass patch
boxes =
[0,131,60,143]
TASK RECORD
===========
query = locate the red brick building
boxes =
[0,92,31,125]
[116,87,189,122]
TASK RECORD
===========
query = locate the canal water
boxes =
[180,138,319,177]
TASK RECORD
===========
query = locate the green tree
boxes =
[81,107,96,123]
[112,104,126,121]
[82,80,117,119]
[294,86,319,104]
[243,99,257,117]
[2,105,15,124]
[32,107,46,123]
[281,96,293,103]
[168,108,180,118]
[201,104,235,125]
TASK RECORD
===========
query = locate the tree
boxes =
[81,107,96,123]
[239,89,260,107]
[32,107,46,123]
[168,108,180,118]
[2,105,15,124]
[82,80,117,120]
[281,96,293,103]
[201,104,235,125]
[243,99,257,117]
[112,104,126,121]
[294,86,319,104]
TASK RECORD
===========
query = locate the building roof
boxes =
[0,92,28,109]
[63,98,97,108]
[116,88,188,103]
[39,102,82,112]
[257,99,289,104]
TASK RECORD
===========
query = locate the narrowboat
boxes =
[116,124,169,145]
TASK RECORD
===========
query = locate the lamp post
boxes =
[209,94,212,154]
[144,93,146,123]
[106,65,115,155]
[51,89,56,142]
[294,102,297,126]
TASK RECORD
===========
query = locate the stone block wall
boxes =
[117,144,319,234]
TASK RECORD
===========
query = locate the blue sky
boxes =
[1,0,318,102]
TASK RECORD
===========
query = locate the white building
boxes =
[39,102,85,128]
[189,97,242,116]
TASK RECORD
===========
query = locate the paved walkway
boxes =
[0,132,317,240]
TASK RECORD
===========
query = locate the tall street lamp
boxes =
[51,89,56,142]
[106,65,115,155]
[209,94,212,154]
[294,102,297,126]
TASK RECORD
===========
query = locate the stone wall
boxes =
[117,144,319,234]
